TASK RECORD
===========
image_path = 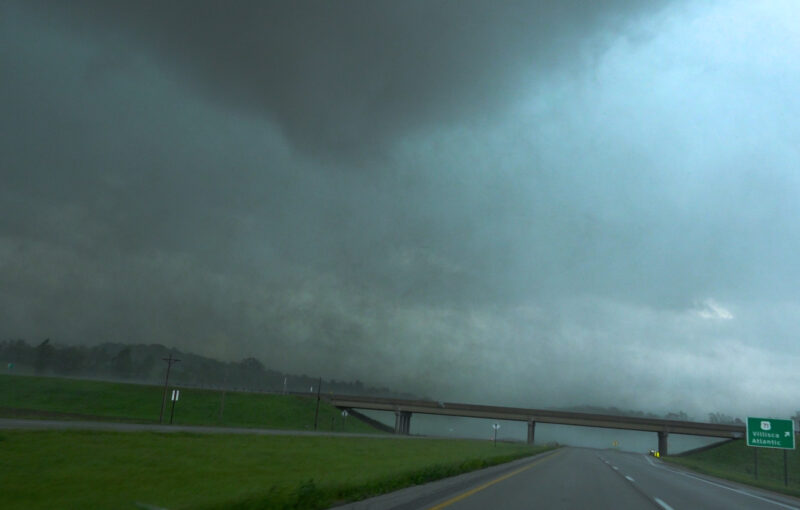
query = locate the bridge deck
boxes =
[326,395,745,439]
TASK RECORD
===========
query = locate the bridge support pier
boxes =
[658,431,669,456]
[527,420,536,444]
[394,411,411,435]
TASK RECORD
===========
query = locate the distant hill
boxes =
[0,338,420,399]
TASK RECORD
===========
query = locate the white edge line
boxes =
[654,497,674,510]
[676,471,799,510]
[625,475,635,482]
[643,455,800,510]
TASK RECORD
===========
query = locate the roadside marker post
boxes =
[746,417,795,485]
[169,389,180,425]
[492,423,500,447]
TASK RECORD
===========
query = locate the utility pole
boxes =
[159,353,181,424]
[313,377,322,431]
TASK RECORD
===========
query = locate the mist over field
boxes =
[2,0,800,421]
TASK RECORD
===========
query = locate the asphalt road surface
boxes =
[335,447,800,510]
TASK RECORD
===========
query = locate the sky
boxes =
[2,0,800,421]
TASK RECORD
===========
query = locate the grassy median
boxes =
[0,374,377,433]
[0,430,553,509]
[665,438,800,498]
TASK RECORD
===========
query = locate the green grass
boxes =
[0,430,553,509]
[0,373,379,433]
[665,438,800,498]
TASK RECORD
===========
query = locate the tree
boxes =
[34,339,54,374]
[238,357,266,389]
[709,412,740,424]
[133,354,156,380]
[791,411,800,431]
[0,339,35,366]
[52,346,85,375]
[111,348,133,379]
[664,411,689,421]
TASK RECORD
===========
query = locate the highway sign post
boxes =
[747,417,795,486]
[492,423,500,447]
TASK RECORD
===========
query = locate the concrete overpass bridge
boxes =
[326,395,745,455]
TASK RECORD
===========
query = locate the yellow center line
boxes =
[427,449,564,510]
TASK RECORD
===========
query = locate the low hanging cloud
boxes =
[15,0,673,161]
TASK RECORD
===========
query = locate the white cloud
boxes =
[695,299,734,320]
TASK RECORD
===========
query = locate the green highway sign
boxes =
[746,417,796,449]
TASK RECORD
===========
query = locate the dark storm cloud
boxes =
[19,0,668,161]
[1,0,664,307]
[3,0,800,419]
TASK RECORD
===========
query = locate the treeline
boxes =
[562,405,752,425]
[707,412,744,425]
[562,404,691,421]
[0,338,418,398]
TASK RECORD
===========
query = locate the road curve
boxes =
[334,447,800,510]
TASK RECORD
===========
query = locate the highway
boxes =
[334,447,800,510]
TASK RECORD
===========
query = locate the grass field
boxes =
[0,429,552,509]
[0,373,379,433]
[666,438,800,498]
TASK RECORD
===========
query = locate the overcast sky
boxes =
[2,0,800,419]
